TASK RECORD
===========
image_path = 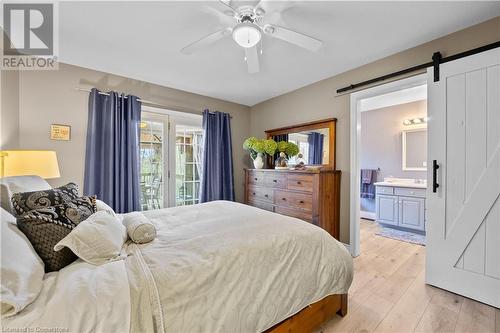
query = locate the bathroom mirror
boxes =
[265,118,337,168]
[402,128,427,171]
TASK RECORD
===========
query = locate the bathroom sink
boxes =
[374,177,427,188]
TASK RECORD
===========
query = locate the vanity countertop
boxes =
[374,181,427,189]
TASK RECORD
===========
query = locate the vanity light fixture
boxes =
[403,117,426,126]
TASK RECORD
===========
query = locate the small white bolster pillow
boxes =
[122,212,156,244]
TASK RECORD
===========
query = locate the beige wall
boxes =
[250,17,500,243]
[14,63,251,201]
[0,69,20,149]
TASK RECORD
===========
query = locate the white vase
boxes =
[253,153,265,169]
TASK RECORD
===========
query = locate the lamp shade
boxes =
[0,150,60,179]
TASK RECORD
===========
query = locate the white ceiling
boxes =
[59,1,500,106]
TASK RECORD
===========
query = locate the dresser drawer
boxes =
[376,186,394,195]
[274,190,313,211]
[248,172,268,187]
[264,174,287,189]
[275,206,313,222]
[287,174,314,192]
[394,187,426,198]
[247,185,273,203]
[247,198,274,212]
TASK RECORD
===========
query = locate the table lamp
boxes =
[0,150,61,179]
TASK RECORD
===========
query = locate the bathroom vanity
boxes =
[374,179,427,233]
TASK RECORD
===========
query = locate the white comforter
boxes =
[2,259,131,333]
[3,201,353,333]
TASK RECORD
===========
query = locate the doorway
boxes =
[349,74,427,257]
[140,106,203,210]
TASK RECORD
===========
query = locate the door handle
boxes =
[432,160,440,193]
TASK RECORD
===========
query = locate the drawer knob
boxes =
[252,192,256,195]
[254,178,258,181]
[297,181,302,185]
[299,200,304,204]
[273,179,278,183]
[282,198,286,201]
[264,194,269,198]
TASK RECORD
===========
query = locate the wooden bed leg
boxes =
[337,294,348,317]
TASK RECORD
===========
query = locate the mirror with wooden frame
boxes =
[265,118,337,169]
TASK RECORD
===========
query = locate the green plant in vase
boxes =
[263,139,277,156]
[243,137,277,169]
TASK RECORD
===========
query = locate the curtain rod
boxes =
[336,40,500,95]
[74,88,230,117]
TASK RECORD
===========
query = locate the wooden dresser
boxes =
[244,168,341,240]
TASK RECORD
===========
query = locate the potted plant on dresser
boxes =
[243,137,277,169]
[243,137,299,169]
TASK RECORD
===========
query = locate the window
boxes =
[139,108,203,210]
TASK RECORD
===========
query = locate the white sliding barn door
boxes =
[426,48,500,308]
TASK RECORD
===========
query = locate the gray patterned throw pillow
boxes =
[17,195,97,272]
[11,182,79,217]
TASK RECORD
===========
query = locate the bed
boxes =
[2,195,353,332]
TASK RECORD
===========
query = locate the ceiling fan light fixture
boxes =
[232,22,261,48]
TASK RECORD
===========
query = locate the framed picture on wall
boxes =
[50,124,71,141]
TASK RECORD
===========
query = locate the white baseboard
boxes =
[360,210,376,220]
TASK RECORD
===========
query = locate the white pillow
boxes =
[54,211,127,265]
[0,208,45,317]
[122,212,156,244]
[0,175,51,214]
[95,199,118,219]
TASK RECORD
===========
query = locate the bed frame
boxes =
[265,294,348,333]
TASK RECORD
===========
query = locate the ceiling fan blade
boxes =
[255,0,295,16]
[181,28,232,55]
[245,46,260,74]
[263,24,322,52]
[217,0,238,15]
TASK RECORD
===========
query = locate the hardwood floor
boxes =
[318,219,499,333]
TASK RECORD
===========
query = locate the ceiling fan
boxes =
[180,0,323,74]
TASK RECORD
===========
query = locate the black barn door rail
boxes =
[336,41,500,94]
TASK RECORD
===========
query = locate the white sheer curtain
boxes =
[193,132,203,182]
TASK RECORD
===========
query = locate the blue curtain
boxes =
[84,88,142,213]
[308,132,324,165]
[199,110,235,203]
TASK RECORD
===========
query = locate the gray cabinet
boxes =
[376,194,398,226]
[399,196,425,231]
[375,185,426,233]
